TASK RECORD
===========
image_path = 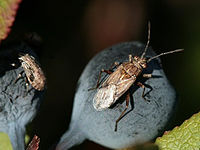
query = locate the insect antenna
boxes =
[147,49,184,63]
[141,21,151,59]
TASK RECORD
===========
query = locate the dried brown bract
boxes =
[26,135,40,150]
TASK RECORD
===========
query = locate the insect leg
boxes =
[115,92,130,131]
[88,69,113,91]
[14,71,24,83]
[137,82,150,102]
[25,77,30,92]
[89,62,119,91]
[129,55,133,62]
[109,62,120,70]
[143,74,152,78]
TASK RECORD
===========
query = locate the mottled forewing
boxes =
[115,77,135,98]
[93,65,136,110]
[101,65,124,87]
[93,84,117,111]
[21,61,34,81]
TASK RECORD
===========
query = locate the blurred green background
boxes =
[4,0,200,149]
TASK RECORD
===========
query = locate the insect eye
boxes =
[134,56,138,60]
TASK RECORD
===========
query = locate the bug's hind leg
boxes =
[88,69,112,91]
[137,82,150,102]
[88,62,119,91]
[115,92,130,132]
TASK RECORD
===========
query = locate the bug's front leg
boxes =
[14,71,24,83]
[109,62,120,70]
[115,92,130,132]
[25,77,30,92]
[137,82,150,102]
[88,62,119,91]
[14,71,31,92]
[129,55,133,62]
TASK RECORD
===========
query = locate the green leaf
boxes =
[0,132,13,150]
[156,112,200,150]
[25,134,31,145]
[0,0,22,41]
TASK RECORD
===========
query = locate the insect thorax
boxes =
[122,62,143,78]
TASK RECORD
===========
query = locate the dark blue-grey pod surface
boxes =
[56,42,177,149]
[0,45,45,150]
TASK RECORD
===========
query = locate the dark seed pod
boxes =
[56,42,178,150]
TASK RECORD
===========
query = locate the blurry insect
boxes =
[89,22,183,131]
[15,53,46,91]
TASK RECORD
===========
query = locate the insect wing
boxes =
[115,77,135,98]
[93,65,136,110]
[93,77,134,111]
[101,65,124,87]
[93,84,117,111]
[93,66,123,110]
[21,61,34,82]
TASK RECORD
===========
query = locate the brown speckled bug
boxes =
[89,22,183,131]
[18,54,46,91]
